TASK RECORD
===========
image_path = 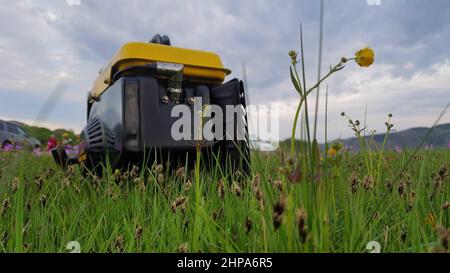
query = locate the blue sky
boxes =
[0,0,449,141]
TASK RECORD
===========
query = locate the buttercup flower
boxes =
[355,47,375,67]
[328,147,337,157]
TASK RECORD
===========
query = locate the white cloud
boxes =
[0,0,449,140]
[42,9,58,23]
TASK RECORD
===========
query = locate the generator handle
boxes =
[149,34,171,46]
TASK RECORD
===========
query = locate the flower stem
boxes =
[305,64,341,97]
[290,98,305,157]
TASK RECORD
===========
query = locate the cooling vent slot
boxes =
[85,116,115,154]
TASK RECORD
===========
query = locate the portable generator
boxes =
[53,34,250,174]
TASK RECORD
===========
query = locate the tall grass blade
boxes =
[313,0,324,140]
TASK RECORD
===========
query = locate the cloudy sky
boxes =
[0,0,449,141]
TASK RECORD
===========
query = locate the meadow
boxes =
[0,145,448,253]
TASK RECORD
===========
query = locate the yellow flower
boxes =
[63,132,69,139]
[332,141,344,151]
[425,213,436,229]
[328,147,337,157]
[355,47,375,67]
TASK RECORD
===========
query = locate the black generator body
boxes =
[53,35,250,174]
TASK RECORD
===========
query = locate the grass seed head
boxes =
[217,178,225,199]
[443,201,450,210]
[183,179,192,191]
[231,182,242,197]
[135,225,143,240]
[107,187,118,201]
[176,167,185,180]
[296,208,308,243]
[1,231,7,245]
[23,242,31,251]
[91,175,101,189]
[273,178,284,193]
[398,181,405,197]
[12,177,19,193]
[273,194,286,215]
[62,177,70,188]
[350,170,360,193]
[122,170,130,182]
[406,191,416,212]
[177,243,188,253]
[272,195,286,230]
[39,194,47,207]
[255,187,265,208]
[137,180,146,193]
[363,175,374,191]
[436,226,449,250]
[34,175,44,192]
[277,166,288,175]
[114,169,123,184]
[66,165,75,177]
[45,168,55,179]
[285,157,294,166]
[1,198,11,216]
[385,179,393,192]
[153,164,163,174]
[245,217,253,235]
[401,228,408,242]
[372,212,380,220]
[288,165,303,184]
[212,207,224,221]
[252,174,264,207]
[130,165,140,178]
[132,177,141,184]
[157,173,165,184]
[171,196,187,213]
[273,213,283,230]
[438,164,448,180]
[252,174,261,188]
[115,235,124,252]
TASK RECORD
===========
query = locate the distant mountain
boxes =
[8,120,450,150]
[280,123,450,152]
[338,123,450,150]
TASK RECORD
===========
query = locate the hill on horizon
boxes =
[338,123,450,150]
[6,119,450,150]
[6,120,78,145]
[279,123,450,151]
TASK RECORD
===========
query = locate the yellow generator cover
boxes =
[90,42,231,98]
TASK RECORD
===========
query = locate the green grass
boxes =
[0,148,448,253]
